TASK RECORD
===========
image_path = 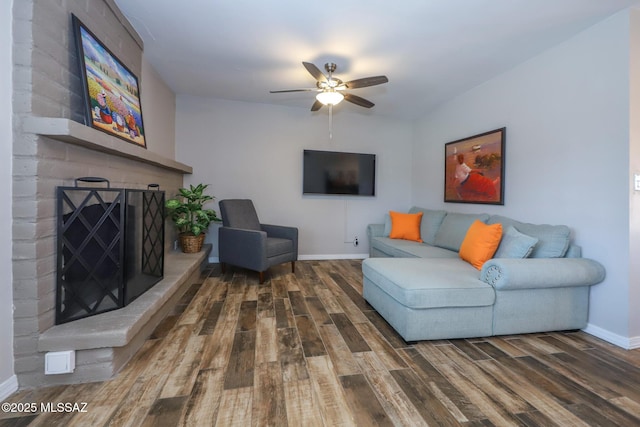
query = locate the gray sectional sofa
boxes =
[362,207,606,341]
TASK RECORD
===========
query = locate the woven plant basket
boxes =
[179,233,205,253]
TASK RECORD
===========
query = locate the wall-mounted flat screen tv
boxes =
[303,150,376,196]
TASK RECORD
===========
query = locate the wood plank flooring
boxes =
[2,260,640,426]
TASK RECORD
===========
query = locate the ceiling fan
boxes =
[270,62,389,111]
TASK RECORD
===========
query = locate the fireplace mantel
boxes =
[23,117,193,174]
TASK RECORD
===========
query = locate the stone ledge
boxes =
[23,117,193,174]
[38,244,211,352]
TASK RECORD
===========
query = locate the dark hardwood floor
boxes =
[2,260,640,426]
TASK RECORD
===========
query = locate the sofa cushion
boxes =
[408,207,447,245]
[371,237,418,258]
[488,215,570,258]
[362,258,495,309]
[459,220,503,269]
[370,237,458,259]
[389,211,423,242]
[434,212,490,252]
[405,243,460,259]
[494,226,539,258]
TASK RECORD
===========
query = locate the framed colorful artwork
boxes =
[72,14,147,148]
[444,127,505,205]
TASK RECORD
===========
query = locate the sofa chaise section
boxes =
[363,258,495,340]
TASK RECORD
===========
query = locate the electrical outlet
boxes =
[353,236,359,247]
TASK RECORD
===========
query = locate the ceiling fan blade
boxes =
[303,62,327,83]
[344,76,389,89]
[344,93,375,108]
[270,89,316,93]
[311,100,323,111]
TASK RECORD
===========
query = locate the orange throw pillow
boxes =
[389,211,423,242]
[459,220,503,269]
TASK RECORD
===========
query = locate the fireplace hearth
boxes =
[56,178,164,324]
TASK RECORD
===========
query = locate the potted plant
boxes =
[165,183,220,253]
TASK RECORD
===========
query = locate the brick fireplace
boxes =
[12,0,196,387]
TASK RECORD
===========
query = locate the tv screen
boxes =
[303,150,376,196]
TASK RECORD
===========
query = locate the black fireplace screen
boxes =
[56,178,164,324]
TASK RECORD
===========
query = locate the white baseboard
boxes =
[0,375,18,401]
[583,323,640,350]
[209,254,369,264]
[299,253,369,260]
[629,336,640,350]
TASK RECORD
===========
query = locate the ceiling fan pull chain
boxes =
[330,104,335,140]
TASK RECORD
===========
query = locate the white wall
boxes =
[413,11,635,346]
[141,56,177,159]
[176,97,413,258]
[629,8,640,344]
[1,0,16,399]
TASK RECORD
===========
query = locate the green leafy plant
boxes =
[165,183,220,236]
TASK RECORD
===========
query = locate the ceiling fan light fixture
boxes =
[271,62,388,112]
[316,90,344,106]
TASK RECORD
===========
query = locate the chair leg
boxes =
[259,271,265,284]
[291,261,295,274]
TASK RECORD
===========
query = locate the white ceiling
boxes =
[114,0,639,120]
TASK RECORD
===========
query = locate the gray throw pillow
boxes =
[494,226,538,258]
[488,215,570,258]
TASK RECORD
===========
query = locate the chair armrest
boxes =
[480,258,606,290]
[218,227,268,271]
[367,224,385,239]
